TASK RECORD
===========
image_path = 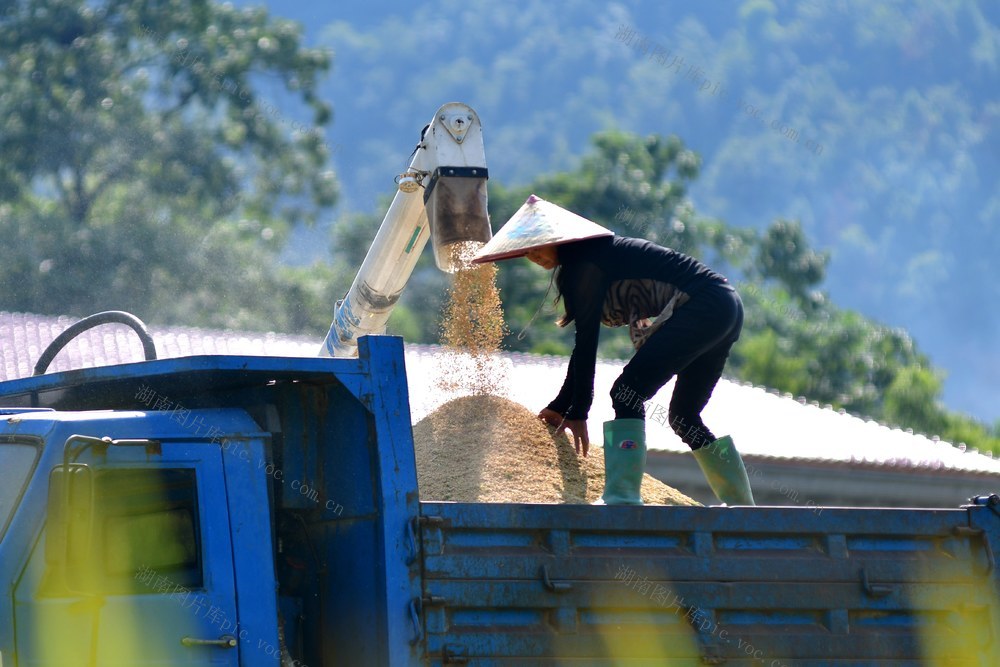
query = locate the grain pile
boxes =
[413,394,700,506]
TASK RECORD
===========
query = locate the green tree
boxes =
[942,415,1000,454]
[730,280,935,422]
[736,329,810,397]
[529,131,703,250]
[0,0,335,329]
[754,219,828,308]
[882,366,948,436]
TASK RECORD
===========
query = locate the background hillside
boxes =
[297,0,999,423]
[0,0,996,445]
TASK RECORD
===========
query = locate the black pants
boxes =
[610,283,743,450]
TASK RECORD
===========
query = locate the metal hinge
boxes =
[860,567,893,598]
[442,643,469,664]
[407,515,445,565]
[954,525,995,574]
[970,494,1000,507]
[408,597,423,646]
[540,564,571,593]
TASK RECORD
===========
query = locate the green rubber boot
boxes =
[692,435,756,506]
[596,418,646,505]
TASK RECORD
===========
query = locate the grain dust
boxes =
[436,241,508,396]
[413,395,700,506]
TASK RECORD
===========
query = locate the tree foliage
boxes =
[0,0,335,328]
[754,220,827,307]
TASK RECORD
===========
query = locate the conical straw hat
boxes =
[471,195,613,264]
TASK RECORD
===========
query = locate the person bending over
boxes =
[473,195,754,506]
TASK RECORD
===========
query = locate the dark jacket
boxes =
[546,235,729,420]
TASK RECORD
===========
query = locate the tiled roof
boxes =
[3,311,997,476]
[0,311,318,379]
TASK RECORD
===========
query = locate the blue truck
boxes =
[2,325,1000,666]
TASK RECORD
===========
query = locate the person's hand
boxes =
[538,408,564,428]
[562,419,590,457]
[538,409,590,456]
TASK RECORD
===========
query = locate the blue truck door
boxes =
[13,439,244,666]
[219,437,281,665]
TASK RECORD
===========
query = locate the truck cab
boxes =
[0,336,422,666]
[1,408,277,665]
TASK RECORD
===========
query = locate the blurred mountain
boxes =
[267,0,998,422]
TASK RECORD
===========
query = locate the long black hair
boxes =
[551,235,613,328]
[553,264,573,328]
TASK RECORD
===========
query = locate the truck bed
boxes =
[416,500,1000,666]
[4,337,998,666]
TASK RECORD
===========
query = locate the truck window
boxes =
[94,468,202,593]
[0,442,38,543]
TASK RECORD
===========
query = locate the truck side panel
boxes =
[221,436,282,665]
[418,502,1000,665]
[269,338,422,666]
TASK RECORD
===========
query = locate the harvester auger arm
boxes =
[320,102,492,358]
